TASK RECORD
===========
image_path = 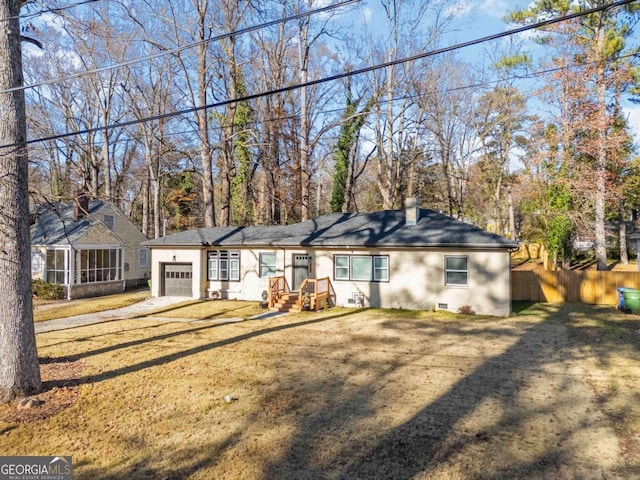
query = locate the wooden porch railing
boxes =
[268,276,289,308]
[297,277,332,311]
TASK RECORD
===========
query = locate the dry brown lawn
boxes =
[33,289,151,322]
[2,303,640,479]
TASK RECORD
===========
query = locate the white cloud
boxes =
[478,0,511,19]
[360,6,373,25]
[624,104,640,144]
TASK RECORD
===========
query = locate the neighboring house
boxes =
[144,200,518,316]
[31,198,150,299]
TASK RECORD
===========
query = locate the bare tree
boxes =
[416,56,481,219]
[124,55,179,238]
[0,0,41,402]
[365,0,457,209]
[251,16,293,225]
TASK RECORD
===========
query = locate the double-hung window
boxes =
[259,252,277,277]
[445,256,468,286]
[208,251,240,281]
[46,249,67,284]
[334,255,389,282]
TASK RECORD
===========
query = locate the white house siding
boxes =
[151,247,203,298]
[312,248,512,317]
[150,246,512,316]
[205,249,294,300]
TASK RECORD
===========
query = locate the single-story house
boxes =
[144,200,518,316]
[31,198,150,299]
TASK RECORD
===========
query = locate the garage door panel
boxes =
[164,263,192,296]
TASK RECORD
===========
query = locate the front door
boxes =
[293,254,310,291]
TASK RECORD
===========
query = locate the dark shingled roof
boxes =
[144,208,518,249]
[31,201,107,245]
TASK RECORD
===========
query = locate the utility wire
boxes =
[5,0,639,149]
[2,0,360,95]
[1,0,101,23]
[28,48,640,155]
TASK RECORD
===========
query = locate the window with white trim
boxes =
[259,252,277,277]
[46,249,67,284]
[445,256,468,286]
[208,251,240,281]
[334,255,389,282]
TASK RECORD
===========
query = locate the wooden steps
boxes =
[270,293,301,313]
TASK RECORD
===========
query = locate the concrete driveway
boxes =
[35,296,190,334]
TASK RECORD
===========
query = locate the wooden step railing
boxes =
[268,276,289,308]
[297,277,332,311]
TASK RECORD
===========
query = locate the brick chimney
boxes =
[405,197,419,225]
[73,188,90,221]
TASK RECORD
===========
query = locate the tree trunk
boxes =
[0,0,42,402]
[620,201,629,264]
[594,23,608,270]
[141,170,149,238]
[298,19,310,221]
[102,125,112,201]
[508,186,516,240]
[197,4,215,227]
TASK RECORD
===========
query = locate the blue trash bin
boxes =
[617,287,629,311]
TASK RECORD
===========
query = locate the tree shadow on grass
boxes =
[54,309,367,387]
[74,434,242,480]
[260,303,638,479]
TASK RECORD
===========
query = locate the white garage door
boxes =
[163,263,193,297]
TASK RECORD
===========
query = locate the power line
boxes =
[29,47,640,155]
[1,0,101,24]
[3,0,360,95]
[5,0,639,149]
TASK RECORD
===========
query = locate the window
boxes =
[139,248,149,268]
[259,252,277,277]
[335,256,349,280]
[351,257,372,281]
[333,255,389,282]
[445,256,468,286]
[103,214,115,231]
[208,251,240,281]
[46,249,67,284]
[77,248,122,284]
[373,256,389,281]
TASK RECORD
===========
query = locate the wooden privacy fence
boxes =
[512,270,640,305]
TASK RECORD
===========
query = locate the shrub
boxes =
[457,305,475,315]
[32,279,65,300]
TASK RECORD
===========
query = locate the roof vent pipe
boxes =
[405,197,419,225]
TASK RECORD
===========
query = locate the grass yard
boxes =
[2,303,640,479]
